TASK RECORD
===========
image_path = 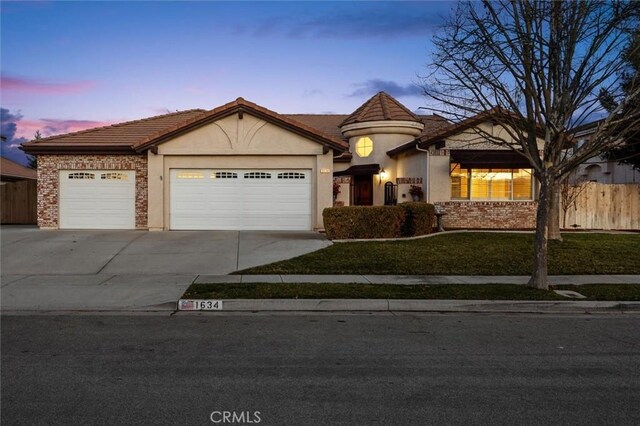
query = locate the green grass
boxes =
[238,232,640,275]
[183,283,567,300]
[554,284,640,301]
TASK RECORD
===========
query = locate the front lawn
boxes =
[238,232,640,275]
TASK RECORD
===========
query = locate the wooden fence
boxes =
[1,180,37,224]
[562,183,640,230]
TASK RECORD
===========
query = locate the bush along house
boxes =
[21,92,542,231]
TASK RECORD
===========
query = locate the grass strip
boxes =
[183,283,569,300]
[554,284,640,301]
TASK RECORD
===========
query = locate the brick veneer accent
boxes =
[37,155,148,228]
[435,201,537,229]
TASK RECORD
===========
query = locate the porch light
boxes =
[379,168,388,183]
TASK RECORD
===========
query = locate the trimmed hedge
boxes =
[323,202,435,240]
[400,202,435,237]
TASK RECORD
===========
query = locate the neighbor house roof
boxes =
[340,92,421,127]
[1,157,38,180]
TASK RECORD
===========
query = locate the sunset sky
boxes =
[1,1,454,164]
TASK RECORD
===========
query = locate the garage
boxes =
[169,169,312,230]
[59,170,136,229]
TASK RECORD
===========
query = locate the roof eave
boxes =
[135,104,348,153]
[20,144,136,155]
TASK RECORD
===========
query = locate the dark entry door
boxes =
[353,175,373,205]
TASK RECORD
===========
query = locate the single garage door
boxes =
[170,169,312,230]
[59,170,136,229]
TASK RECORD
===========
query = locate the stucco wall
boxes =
[37,154,148,229]
[147,112,334,230]
[348,132,412,205]
[435,201,537,229]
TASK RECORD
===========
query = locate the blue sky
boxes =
[1,1,455,163]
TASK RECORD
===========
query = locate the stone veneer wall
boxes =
[37,155,148,228]
[435,201,537,229]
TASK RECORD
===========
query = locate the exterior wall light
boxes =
[379,168,388,184]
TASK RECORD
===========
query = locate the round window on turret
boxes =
[355,137,373,157]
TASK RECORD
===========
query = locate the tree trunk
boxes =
[529,173,552,289]
[548,182,562,241]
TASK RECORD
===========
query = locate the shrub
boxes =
[400,202,435,237]
[323,203,435,239]
[323,206,405,239]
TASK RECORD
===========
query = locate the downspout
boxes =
[415,143,430,203]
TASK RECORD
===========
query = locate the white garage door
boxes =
[170,169,312,230]
[59,170,136,229]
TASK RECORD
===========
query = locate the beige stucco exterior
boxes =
[344,120,423,205]
[147,112,334,230]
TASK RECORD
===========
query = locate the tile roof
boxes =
[133,97,349,152]
[21,110,207,152]
[340,92,421,127]
[284,114,348,140]
[1,157,38,180]
[20,95,448,157]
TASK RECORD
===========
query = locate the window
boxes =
[355,137,373,158]
[450,163,533,200]
[244,172,271,179]
[68,172,95,180]
[213,172,238,179]
[277,172,305,179]
[101,172,128,180]
[177,171,204,179]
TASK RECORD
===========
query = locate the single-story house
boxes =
[1,157,38,224]
[1,157,37,183]
[21,92,541,231]
[570,120,640,184]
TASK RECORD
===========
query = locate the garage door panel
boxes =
[59,170,135,229]
[170,169,312,230]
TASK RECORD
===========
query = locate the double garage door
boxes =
[170,169,312,230]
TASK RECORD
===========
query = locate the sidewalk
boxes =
[194,274,640,285]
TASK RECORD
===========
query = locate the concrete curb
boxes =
[179,299,640,314]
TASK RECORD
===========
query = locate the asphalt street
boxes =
[2,313,639,425]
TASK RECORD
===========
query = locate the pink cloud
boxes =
[15,118,115,139]
[1,75,96,95]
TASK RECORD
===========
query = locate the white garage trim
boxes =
[59,170,136,229]
[170,169,312,230]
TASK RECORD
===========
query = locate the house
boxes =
[21,92,540,231]
[570,120,640,184]
[1,157,37,183]
[1,157,38,224]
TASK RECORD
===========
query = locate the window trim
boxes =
[354,137,373,158]
[450,164,534,201]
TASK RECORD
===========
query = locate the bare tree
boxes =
[560,177,589,229]
[421,0,639,288]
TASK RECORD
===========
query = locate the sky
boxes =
[1,0,455,165]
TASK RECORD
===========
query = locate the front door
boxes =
[353,175,373,205]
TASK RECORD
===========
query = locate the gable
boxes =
[157,112,325,155]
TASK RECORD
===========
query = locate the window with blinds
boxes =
[451,164,533,200]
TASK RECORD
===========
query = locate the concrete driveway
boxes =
[1,226,330,311]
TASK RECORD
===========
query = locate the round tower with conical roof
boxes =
[338,92,424,205]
